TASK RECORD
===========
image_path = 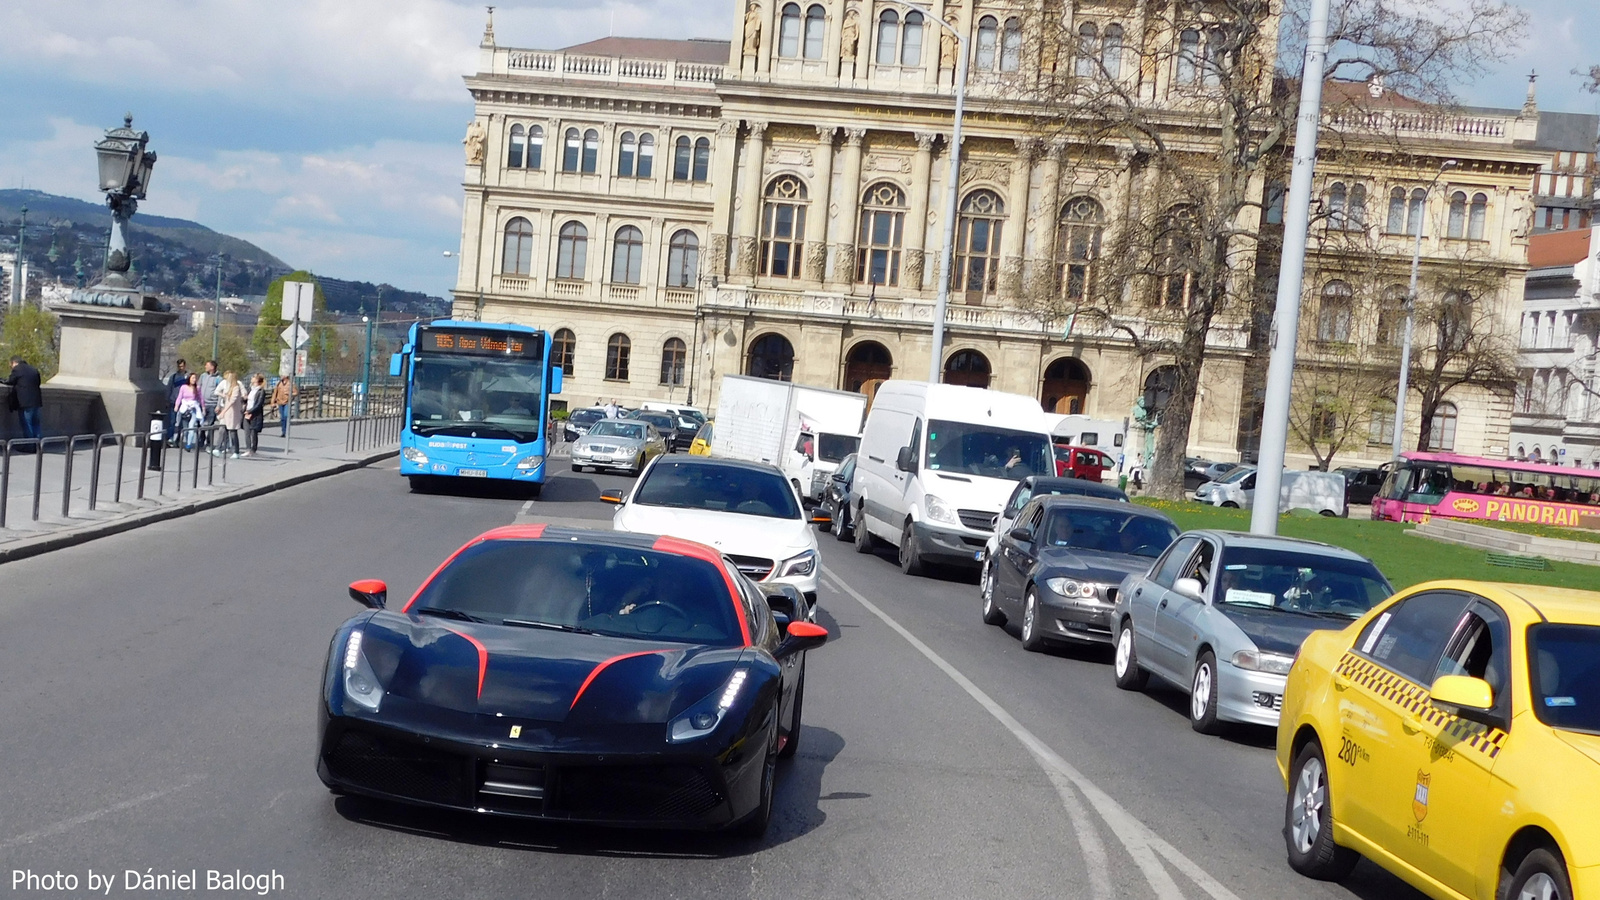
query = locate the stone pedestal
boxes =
[46,295,178,434]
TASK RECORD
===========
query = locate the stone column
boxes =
[806,125,837,284]
[1034,139,1065,266]
[904,131,939,292]
[1000,138,1038,297]
[47,299,178,434]
[709,119,742,280]
[830,128,867,287]
[734,121,769,279]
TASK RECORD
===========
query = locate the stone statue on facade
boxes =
[940,19,959,69]
[841,11,859,60]
[463,120,487,165]
[744,2,764,58]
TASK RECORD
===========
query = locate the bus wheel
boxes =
[408,476,432,494]
[524,483,543,500]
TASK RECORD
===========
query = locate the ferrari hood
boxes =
[615,503,813,559]
[360,611,744,723]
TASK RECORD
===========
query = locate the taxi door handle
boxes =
[1331,674,1349,692]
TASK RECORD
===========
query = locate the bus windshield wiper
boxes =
[414,606,486,623]
[413,422,533,442]
[501,619,595,634]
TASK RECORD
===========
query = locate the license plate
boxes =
[459,469,488,478]
[974,550,985,561]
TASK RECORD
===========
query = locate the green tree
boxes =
[177,331,252,381]
[0,305,61,380]
[252,271,332,365]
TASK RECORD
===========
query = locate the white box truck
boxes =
[711,375,866,502]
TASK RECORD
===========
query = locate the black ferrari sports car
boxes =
[317,524,827,836]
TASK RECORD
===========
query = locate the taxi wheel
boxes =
[1019,589,1048,652]
[1189,652,1224,734]
[980,562,1007,626]
[1504,849,1571,900]
[1113,622,1148,691]
[1284,741,1358,880]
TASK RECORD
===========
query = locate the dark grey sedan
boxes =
[981,497,1179,651]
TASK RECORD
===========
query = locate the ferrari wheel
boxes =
[980,563,1006,626]
[733,717,778,838]
[1190,651,1224,734]
[778,665,804,760]
[1113,622,1149,690]
[1284,741,1358,880]
[1020,588,1047,652]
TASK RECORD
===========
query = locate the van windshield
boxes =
[925,420,1053,481]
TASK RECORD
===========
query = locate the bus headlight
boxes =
[516,454,544,470]
[402,447,428,465]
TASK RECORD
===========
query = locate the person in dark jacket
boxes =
[165,359,189,439]
[4,356,44,440]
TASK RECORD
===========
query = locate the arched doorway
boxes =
[1142,366,1179,420]
[843,341,893,392]
[746,332,795,381]
[1042,357,1091,414]
[943,349,991,388]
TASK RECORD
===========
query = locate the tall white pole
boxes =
[1249,0,1330,536]
[927,26,968,382]
[1393,160,1456,461]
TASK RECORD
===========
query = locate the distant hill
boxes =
[316,276,452,320]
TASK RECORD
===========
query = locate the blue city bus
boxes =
[392,320,562,496]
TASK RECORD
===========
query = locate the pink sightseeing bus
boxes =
[1371,452,1600,529]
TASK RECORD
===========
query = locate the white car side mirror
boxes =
[1174,577,1205,602]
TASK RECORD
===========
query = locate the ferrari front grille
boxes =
[325,730,466,806]
[553,764,723,821]
[478,762,546,814]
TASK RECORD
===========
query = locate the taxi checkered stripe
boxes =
[1336,653,1507,760]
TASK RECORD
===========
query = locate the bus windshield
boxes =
[925,420,1053,481]
[410,355,544,443]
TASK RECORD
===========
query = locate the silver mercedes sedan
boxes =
[569,418,667,476]
[1110,530,1392,735]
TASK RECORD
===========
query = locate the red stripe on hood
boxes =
[569,650,667,710]
[651,535,751,646]
[437,625,490,698]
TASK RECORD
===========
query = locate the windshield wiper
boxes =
[411,422,534,442]
[414,606,486,623]
[501,619,595,634]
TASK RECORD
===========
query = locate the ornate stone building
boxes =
[453,5,1543,467]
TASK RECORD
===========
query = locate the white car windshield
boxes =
[589,422,645,440]
[633,460,802,520]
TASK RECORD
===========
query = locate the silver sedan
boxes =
[1110,530,1392,734]
[569,418,667,476]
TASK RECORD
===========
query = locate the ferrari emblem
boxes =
[1412,770,1431,822]
[509,725,522,738]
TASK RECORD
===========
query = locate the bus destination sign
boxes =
[420,329,544,360]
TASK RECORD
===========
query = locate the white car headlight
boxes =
[1044,578,1099,599]
[516,454,544,470]
[924,494,959,526]
[779,549,817,577]
[402,447,428,464]
[1231,649,1295,675]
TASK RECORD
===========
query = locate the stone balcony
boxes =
[1324,106,1537,146]
[482,47,723,90]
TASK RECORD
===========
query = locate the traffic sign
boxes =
[279,349,309,377]
[280,281,315,322]
[281,323,310,348]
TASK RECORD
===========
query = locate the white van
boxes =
[1209,469,1347,517]
[851,381,1054,576]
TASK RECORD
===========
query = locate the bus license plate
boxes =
[459,469,488,478]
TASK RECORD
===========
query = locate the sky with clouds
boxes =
[0,0,1594,300]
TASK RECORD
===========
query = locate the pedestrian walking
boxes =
[3,355,44,440]
[174,373,205,451]
[199,359,221,447]
[271,376,297,437]
[213,371,245,459]
[243,374,266,456]
[164,359,189,439]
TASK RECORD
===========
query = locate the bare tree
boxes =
[1408,251,1520,451]
[1013,0,1525,498]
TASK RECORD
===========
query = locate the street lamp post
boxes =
[211,253,224,360]
[91,114,157,293]
[9,205,25,309]
[1392,159,1458,461]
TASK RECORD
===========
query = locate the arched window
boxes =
[611,225,644,284]
[1447,190,1467,238]
[956,190,1005,301]
[1157,205,1199,308]
[804,5,826,58]
[666,230,699,288]
[528,125,544,169]
[975,16,998,70]
[1000,17,1022,72]
[692,137,711,181]
[1143,366,1178,417]
[1177,29,1200,84]
[761,175,809,279]
[1317,281,1354,343]
[605,334,631,381]
[617,131,638,177]
[901,11,924,66]
[1075,22,1099,78]
[1376,284,1408,347]
[1101,24,1124,78]
[1058,197,1104,303]
[636,134,654,178]
[555,221,588,280]
[943,350,991,388]
[1428,402,1458,451]
[1348,183,1367,229]
[507,124,526,168]
[660,338,687,386]
[502,217,533,275]
[673,136,692,180]
[563,128,582,172]
[1202,27,1226,87]
[778,3,802,57]
[582,129,600,173]
[1328,182,1347,230]
[552,328,575,376]
[1386,186,1406,234]
[875,9,899,65]
[843,341,893,392]
[856,182,907,286]
[1468,193,1487,240]
[1407,187,1426,236]
[747,333,796,381]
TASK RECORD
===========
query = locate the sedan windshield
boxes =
[634,460,802,520]
[926,420,1053,481]
[410,541,741,645]
[410,356,544,442]
[1213,547,1392,618]
[634,413,678,432]
[1041,510,1178,558]
[589,421,646,440]
[1529,625,1600,734]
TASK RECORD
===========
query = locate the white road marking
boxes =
[519,499,535,514]
[822,568,1244,900]
[0,778,202,849]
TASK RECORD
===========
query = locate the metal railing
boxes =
[346,413,403,455]
[0,423,235,531]
[273,378,405,423]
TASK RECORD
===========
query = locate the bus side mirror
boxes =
[551,367,563,395]
[389,353,403,377]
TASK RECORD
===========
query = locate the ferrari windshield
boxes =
[1213,548,1392,619]
[410,355,543,442]
[410,540,742,646]
[925,420,1053,481]
[589,421,647,440]
[1529,625,1600,735]
[634,460,802,520]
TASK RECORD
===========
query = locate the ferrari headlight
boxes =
[342,629,385,713]
[924,494,959,526]
[1231,649,1295,675]
[779,549,817,577]
[401,447,428,465]
[1044,577,1099,599]
[667,669,748,743]
[516,454,544,470]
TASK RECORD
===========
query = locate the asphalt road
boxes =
[0,462,1427,900]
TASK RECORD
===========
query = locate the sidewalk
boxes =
[0,420,395,564]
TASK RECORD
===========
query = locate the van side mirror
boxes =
[349,579,388,609]
[896,445,917,473]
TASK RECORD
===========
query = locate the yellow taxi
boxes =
[688,420,714,456]
[1277,580,1600,900]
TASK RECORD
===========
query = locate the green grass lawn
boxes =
[1132,498,1600,592]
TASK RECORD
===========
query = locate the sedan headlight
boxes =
[342,629,385,713]
[516,454,544,470]
[924,494,959,526]
[401,447,428,464]
[778,549,817,577]
[667,669,748,743]
[1044,578,1099,600]
[1231,649,1295,676]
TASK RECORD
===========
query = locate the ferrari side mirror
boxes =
[349,579,388,609]
[775,621,828,659]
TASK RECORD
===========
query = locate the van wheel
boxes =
[853,504,876,554]
[1221,502,1240,509]
[899,521,926,576]
[1319,509,1336,517]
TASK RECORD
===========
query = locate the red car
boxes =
[1054,445,1113,481]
